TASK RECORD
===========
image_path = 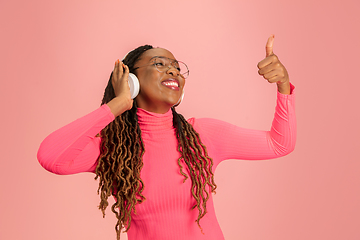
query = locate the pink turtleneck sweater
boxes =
[38,86,296,240]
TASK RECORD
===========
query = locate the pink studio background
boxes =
[1,0,359,239]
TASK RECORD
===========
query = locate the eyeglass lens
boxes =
[154,57,189,78]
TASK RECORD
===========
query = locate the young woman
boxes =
[38,36,296,240]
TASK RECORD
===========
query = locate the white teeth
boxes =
[163,81,179,87]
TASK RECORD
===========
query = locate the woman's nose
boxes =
[167,65,180,76]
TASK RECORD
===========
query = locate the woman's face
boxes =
[134,48,185,114]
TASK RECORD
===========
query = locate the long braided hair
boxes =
[95,45,217,239]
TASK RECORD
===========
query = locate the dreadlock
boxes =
[95,45,217,239]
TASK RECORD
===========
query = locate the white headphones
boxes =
[127,73,140,99]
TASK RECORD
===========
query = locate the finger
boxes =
[264,69,285,83]
[121,65,132,98]
[263,69,279,80]
[119,61,124,76]
[258,62,273,75]
[257,54,278,69]
[258,60,280,75]
[115,59,120,69]
[122,65,130,84]
[266,34,275,57]
[112,59,120,83]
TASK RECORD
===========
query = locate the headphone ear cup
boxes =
[128,73,140,99]
[174,89,185,107]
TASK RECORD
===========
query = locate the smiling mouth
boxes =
[161,79,180,89]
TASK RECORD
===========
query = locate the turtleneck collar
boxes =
[137,108,174,131]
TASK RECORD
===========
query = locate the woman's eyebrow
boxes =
[150,56,178,62]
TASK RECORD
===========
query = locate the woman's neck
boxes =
[136,108,174,131]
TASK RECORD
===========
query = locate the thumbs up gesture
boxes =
[257,35,291,94]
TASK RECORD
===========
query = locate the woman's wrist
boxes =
[106,96,133,117]
[277,81,291,95]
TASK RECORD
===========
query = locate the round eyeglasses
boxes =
[133,56,189,79]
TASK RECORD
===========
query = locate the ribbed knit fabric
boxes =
[38,85,296,240]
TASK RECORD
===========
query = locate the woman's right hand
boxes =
[106,60,134,117]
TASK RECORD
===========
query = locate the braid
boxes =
[171,107,217,232]
[95,45,152,239]
[95,45,216,239]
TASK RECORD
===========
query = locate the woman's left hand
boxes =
[257,35,291,95]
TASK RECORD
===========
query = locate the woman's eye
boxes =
[155,62,165,66]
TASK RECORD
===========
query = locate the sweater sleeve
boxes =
[37,104,115,175]
[188,84,296,168]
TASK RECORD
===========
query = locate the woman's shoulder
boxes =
[187,117,232,134]
[187,117,227,125]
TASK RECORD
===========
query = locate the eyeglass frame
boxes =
[132,56,189,79]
